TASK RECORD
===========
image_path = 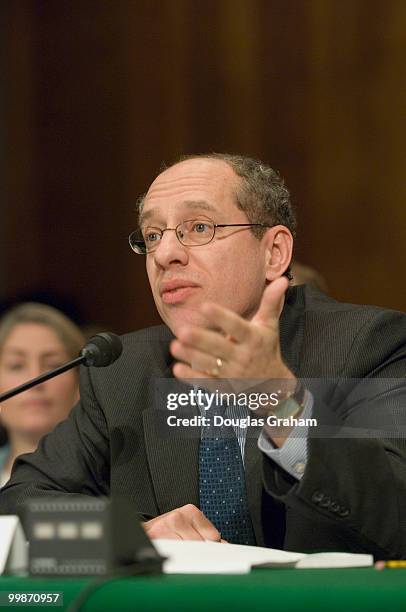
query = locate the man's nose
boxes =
[152,229,189,268]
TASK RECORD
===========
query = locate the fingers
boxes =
[143,504,221,541]
[173,278,288,352]
[253,276,289,327]
[171,336,230,374]
[175,327,232,361]
[199,303,252,343]
[189,506,222,540]
[170,315,247,377]
[172,361,210,380]
[170,277,290,381]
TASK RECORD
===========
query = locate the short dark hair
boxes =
[136,153,296,278]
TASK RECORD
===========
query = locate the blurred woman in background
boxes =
[0,303,85,486]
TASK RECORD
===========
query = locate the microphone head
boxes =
[80,332,123,367]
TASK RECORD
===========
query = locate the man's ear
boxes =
[263,225,293,281]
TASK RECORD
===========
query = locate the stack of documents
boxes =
[153,539,373,574]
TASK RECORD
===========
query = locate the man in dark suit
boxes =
[1,154,405,557]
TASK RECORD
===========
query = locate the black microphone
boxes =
[0,332,123,403]
[80,332,123,367]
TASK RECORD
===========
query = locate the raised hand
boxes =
[170,277,295,383]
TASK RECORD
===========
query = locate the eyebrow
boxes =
[2,349,65,358]
[139,200,218,226]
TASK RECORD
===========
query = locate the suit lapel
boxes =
[244,432,265,545]
[279,286,305,376]
[143,344,200,513]
[245,286,306,544]
[143,410,200,513]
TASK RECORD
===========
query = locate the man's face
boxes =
[142,158,269,336]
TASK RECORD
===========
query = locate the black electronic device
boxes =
[25,496,163,576]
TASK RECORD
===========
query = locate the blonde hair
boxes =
[0,303,85,361]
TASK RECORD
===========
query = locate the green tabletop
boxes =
[0,568,405,612]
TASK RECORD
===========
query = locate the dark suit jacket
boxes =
[1,286,405,558]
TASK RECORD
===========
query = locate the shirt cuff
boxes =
[257,389,314,480]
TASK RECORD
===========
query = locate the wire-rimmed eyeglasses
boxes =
[129,218,272,254]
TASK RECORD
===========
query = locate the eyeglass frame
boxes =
[128,217,273,255]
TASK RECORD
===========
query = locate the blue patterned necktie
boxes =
[199,404,256,545]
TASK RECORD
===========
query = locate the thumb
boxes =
[253,276,289,328]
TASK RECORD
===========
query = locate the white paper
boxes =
[154,539,305,574]
[0,516,28,574]
[153,539,373,574]
[295,551,373,569]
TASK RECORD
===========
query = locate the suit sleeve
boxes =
[0,364,110,519]
[262,309,406,558]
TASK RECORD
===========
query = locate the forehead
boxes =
[2,323,64,353]
[140,158,242,223]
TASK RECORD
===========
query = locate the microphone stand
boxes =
[0,356,85,403]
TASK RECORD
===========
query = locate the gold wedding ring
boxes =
[210,357,223,378]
